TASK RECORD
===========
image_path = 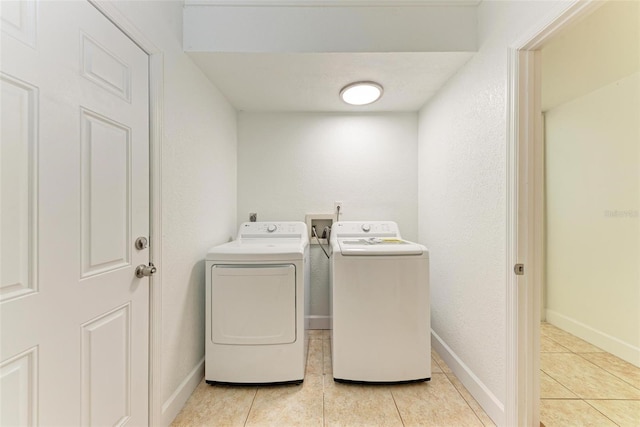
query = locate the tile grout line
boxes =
[242,387,258,427]
[444,372,490,427]
[321,338,325,376]
[322,376,327,427]
[540,368,578,398]
[569,349,640,396]
[306,338,312,375]
[582,399,624,427]
[542,325,607,354]
[431,356,443,372]
[540,397,583,400]
[322,335,327,427]
[543,397,640,401]
[541,327,586,426]
[574,352,640,393]
[541,324,640,427]
[542,328,639,397]
[389,389,406,427]
[433,351,494,424]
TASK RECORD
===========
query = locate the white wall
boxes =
[542,1,640,365]
[417,1,575,424]
[238,112,418,321]
[109,2,238,425]
[545,72,640,365]
[541,0,639,112]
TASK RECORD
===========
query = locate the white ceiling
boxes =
[184,0,482,7]
[185,1,481,6]
[184,1,479,112]
[188,52,474,112]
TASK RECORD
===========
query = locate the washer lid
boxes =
[337,237,424,256]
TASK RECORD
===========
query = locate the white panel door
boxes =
[0,1,150,425]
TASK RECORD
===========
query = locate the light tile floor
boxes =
[540,322,640,427]
[172,330,495,426]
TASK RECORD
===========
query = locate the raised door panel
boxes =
[81,304,131,426]
[0,347,38,426]
[0,73,38,302]
[0,0,37,48]
[80,33,131,102]
[80,109,131,278]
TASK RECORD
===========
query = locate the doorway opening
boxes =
[506,1,640,425]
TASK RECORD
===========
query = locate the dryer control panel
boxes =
[238,222,307,239]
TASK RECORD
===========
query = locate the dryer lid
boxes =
[337,237,424,256]
[206,240,306,261]
[206,221,309,261]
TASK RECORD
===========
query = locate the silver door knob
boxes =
[135,262,157,278]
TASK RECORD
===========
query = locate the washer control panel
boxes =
[238,222,306,239]
[332,221,400,239]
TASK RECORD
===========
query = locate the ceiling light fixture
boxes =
[340,81,383,106]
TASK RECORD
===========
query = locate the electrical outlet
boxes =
[334,201,343,213]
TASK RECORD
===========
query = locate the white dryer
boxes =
[330,221,430,383]
[205,222,309,385]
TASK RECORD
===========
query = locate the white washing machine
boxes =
[329,221,430,383]
[205,222,309,385]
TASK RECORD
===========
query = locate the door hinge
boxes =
[514,263,525,275]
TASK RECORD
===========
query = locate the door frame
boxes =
[505,0,603,425]
[86,2,164,425]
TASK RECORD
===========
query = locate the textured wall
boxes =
[112,0,238,414]
[417,0,572,413]
[238,112,418,320]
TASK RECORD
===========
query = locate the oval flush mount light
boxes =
[340,81,383,106]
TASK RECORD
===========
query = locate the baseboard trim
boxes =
[546,309,640,367]
[161,357,205,426]
[307,315,330,330]
[431,331,504,426]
